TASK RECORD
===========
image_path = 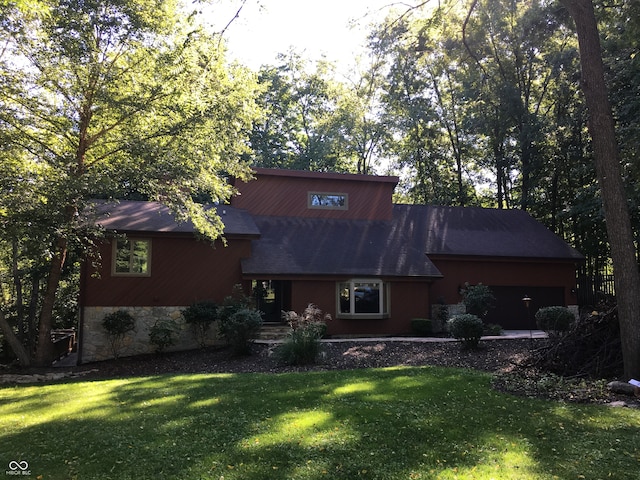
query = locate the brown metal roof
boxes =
[91,200,260,237]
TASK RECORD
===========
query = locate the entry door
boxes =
[253,280,292,323]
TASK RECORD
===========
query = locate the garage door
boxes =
[486,286,565,330]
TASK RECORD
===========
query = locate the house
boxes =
[78,168,583,363]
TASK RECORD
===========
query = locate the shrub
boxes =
[101,310,135,359]
[148,318,180,353]
[535,306,574,333]
[461,283,495,319]
[447,314,484,349]
[220,308,263,356]
[411,318,432,336]
[431,303,449,333]
[183,301,217,347]
[218,285,255,338]
[483,323,503,336]
[277,304,330,365]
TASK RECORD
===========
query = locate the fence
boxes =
[51,329,76,360]
[576,272,616,306]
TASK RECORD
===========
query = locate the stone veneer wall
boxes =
[80,306,221,363]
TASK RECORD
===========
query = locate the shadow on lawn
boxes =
[1,368,639,479]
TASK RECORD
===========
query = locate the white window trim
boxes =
[111,238,151,277]
[336,279,389,319]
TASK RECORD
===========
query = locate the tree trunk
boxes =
[561,0,640,379]
[33,236,68,366]
[0,311,31,367]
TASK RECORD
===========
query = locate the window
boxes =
[112,239,151,276]
[308,192,348,210]
[338,279,389,318]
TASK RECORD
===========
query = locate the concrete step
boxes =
[258,323,291,340]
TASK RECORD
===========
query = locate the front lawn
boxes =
[1,367,638,479]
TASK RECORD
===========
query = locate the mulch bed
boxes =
[3,338,638,407]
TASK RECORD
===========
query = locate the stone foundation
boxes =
[80,306,220,363]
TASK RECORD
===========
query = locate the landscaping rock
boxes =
[607,380,637,396]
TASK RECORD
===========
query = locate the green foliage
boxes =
[250,52,358,173]
[483,323,503,336]
[216,286,263,356]
[431,304,449,333]
[277,304,330,365]
[0,0,259,365]
[461,283,495,319]
[411,318,432,336]
[101,310,135,359]
[182,301,217,348]
[447,314,484,349]
[535,306,575,333]
[220,308,263,356]
[148,318,180,354]
[101,310,136,336]
[218,285,255,338]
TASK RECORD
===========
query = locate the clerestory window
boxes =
[308,192,348,210]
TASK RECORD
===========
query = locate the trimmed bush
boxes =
[220,308,263,356]
[431,304,449,333]
[411,318,432,336]
[447,313,484,349]
[277,304,330,365]
[101,310,135,359]
[183,300,217,347]
[535,306,574,333]
[218,285,255,338]
[461,283,495,319]
[483,323,503,336]
[148,318,180,353]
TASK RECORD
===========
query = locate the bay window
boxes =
[338,279,389,318]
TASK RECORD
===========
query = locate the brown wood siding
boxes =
[233,171,396,220]
[429,256,579,329]
[82,235,252,307]
[429,257,577,304]
[287,279,430,336]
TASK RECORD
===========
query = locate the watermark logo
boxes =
[6,461,30,476]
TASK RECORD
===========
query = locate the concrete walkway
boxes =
[256,329,547,345]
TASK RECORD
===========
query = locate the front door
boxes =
[252,280,292,323]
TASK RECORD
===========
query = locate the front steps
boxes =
[257,323,291,340]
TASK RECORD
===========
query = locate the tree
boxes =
[249,52,356,172]
[372,14,469,205]
[0,0,259,366]
[338,52,391,175]
[560,0,640,379]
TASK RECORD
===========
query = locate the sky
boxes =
[199,0,401,72]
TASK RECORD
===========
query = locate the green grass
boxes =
[1,367,639,479]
